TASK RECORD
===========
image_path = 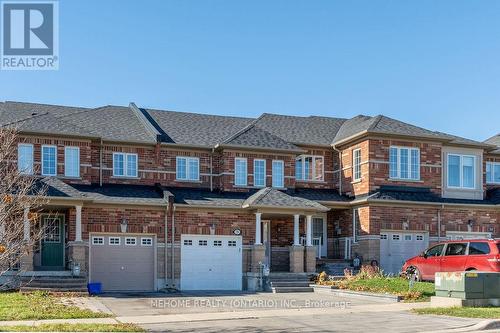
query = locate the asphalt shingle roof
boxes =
[243,187,329,211]
[485,134,500,154]
[166,187,249,207]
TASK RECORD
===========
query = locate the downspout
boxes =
[99,138,103,187]
[171,204,176,288]
[437,204,444,242]
[332,145,342,195]
[210,148,214,192]
[164,199,169,289]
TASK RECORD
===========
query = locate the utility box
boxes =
[435,271,500,300]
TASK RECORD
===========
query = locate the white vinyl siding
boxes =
[253,159,266,187]
[272,160,284,188]
[18,144,34,175]
[176,157,199,181]
[486,162,500,184]
[234,158,247,186]
[64,147,80,177]
[352,149,361,181]
[447,154,475,189]
[389,147,420,180]
[295,155,324,181]
[113,153,138,177]
[41,145,57,176]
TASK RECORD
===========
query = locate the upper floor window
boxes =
[253,159,266,187]
[272,160,284,188]
[176,156,199,181]
[113,153,138,178]
[18,144,33,175]
[352,149,361,181]
[42,145,57,176]
[389,147,420,180]
[295,155,324,181]
[234,157,247,186]
[448,154,475,189]
[64,147,80,177]
[486,162,500,184]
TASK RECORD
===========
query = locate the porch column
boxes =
[306,215,312,246]
[255,212,262,245]
[293,214,300,246]
[75,205,82,242]
[23,207,30,241]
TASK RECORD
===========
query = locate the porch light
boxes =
[120,219,128,233]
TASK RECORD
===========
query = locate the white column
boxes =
[23,207,30,241]
[306,215,312,247]
[293,214,300,246]
[75,205,82,242]
[255,212,262,245]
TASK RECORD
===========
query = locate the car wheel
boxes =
[406,266,422,282]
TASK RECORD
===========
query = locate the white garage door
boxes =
[446,231,492,240]
[181,234,242,291]
[89,234,155,292]
[380,231,429,275]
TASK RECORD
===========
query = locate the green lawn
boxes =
[334,277,435,301]
[0,292,111,321]
[0,323,144,332]
[413,306,500,319]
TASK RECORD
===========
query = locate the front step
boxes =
[272,287,314,293]
[268,273,313,293]
[20,275,88,294]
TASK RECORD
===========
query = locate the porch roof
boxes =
[242,187,329,212]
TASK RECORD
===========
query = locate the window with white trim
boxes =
[389,147,420,180]
[228,240,237,247]
[141,237,153,246]
[213,240,222,247]
[64,146,80,177]
[380,234,387,240]
[416,235,424,241]
[295,155,324,181]
[404,234,412,241]
[125,237,137,245]
[113,153,138,177]
[176,157,199,181]
[352,149,361,181]
[109,237,121,245]
[392,234,400,241]
[486,162,500,184]
[234,158,247,186]
[253,159,266,187]
[18,144,34,175]
[92,236,104,245]
[183,239,192,246]
[448,154,475,189]
[42,145,57,176]
[272,160,284,188]
[198,240,208,246]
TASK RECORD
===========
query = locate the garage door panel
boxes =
[380,232,429,275]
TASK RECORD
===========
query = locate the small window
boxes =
[272,160,284,188]
[404,235,412,241]
[64,146,80,177]
[447,154,475,189]
[468,242,490,255]
[486,162,500,184]
[198,240,208,246]
[253,159,266,187]
[445,243,467,256]
[141,237,153,246]
[42,145,57,176]
[416,235,424,241]
[183,239,193,246]
[109,237,121,245]
[176,157,199,181]
[295,155,324,181]
[125,237,137,246]
[380,234,387,240]
[352,149,361,181]
[392,234,400,241]
[213,240,222,247]
[234,158,248,186]
[228,240,237,247]
[113,153,138,177]
[18,144,34,175]
[92,236,104,245]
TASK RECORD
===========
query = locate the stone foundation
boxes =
[289,245,304,273]
[305,246,316,273]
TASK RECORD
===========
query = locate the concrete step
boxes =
[270,281,311,287]
[268,273,309,281]
[21,277,87,283]
[272,286,314,293]
[20,286,88,293]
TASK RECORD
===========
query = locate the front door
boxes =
[41,215,65,268]
[312,217,326,258]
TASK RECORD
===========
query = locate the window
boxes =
[42,145,57,176]
[92,236,104,245]
[141,237,153,246]
[198,240,208,246]
[425,244,444,257]
[183,239,193,246]
[404,235,412,241]
[295,155,324,181]
[448,154,475,189]
[486,162,500,184]
[253,159,266,187]
[352,149,361,181]
[18,144,33,175]
[64,147,80,177]
[468,242,490,255]
[389,147,420,180]
[380,234,387,240]
[272,160,284,188]
[125,237,137,245]
[113,153,138,177]
[176,157,199,181]
[213,240,222,247]
[109,237,121,245]
[228,240,237,247]
[353,208,360,243]
[445,243,467,256]
[416,235,424,241]
[392,234,400,241]
[234,158,247,186]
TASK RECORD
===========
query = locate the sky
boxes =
[1,0,499,141]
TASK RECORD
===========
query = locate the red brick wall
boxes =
[341,140,370,196]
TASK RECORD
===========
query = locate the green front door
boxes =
[41,216,64,268]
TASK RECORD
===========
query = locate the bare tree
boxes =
[0,128,47,290]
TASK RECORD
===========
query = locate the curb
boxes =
[311,285,401,302]
[422,319,500,332]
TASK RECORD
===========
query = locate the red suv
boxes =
[402,239,500,281]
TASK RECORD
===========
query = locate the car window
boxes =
[468,242,490,255]
[426,244,444,257]
[445,243,467,256]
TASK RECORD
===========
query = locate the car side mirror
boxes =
[421,252,428,259]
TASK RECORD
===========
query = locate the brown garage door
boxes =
[89,234,155,291]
